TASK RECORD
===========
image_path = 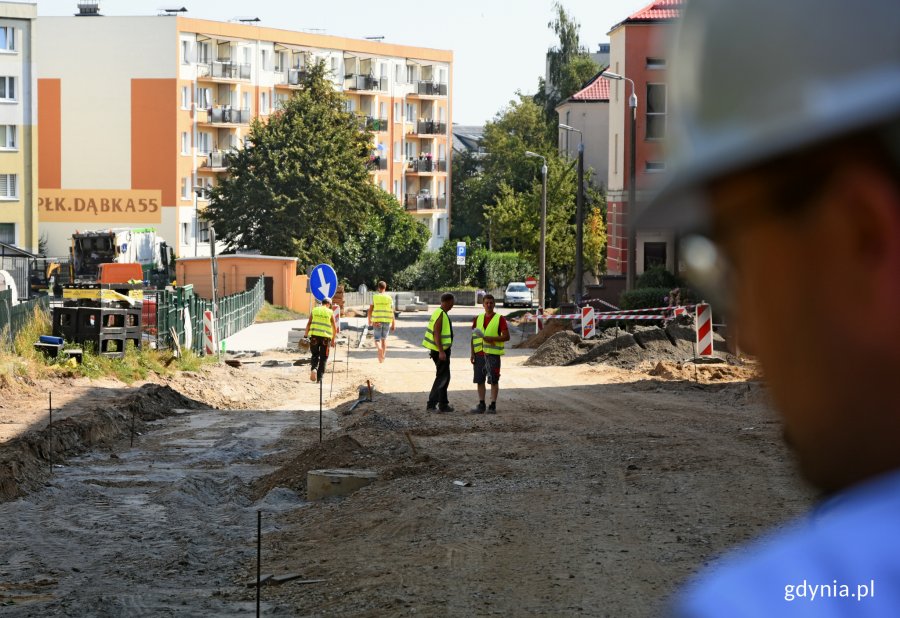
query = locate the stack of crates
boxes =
[52,283,143,358]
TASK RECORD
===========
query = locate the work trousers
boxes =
[310,336,331,380]
[427,349,451,407]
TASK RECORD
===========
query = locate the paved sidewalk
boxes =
[221,319,307,352]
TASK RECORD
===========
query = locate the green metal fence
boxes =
[149,278,265,354]
[0,289,50,346]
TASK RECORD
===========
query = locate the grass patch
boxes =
[1,306,217,385]
[255,302,306,323]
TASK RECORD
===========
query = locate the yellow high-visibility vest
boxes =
[308,305,334,339]
[472,313,505,355]
[422,308,452,351]
[371,293,394,323]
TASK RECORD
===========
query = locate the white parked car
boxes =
[503,282,534,308]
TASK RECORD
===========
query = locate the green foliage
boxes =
[477,250,535,289]
[255,302,307,322]
[332,189,429,287]
[619,287,671,311]
[635,266,682,290]
[204,62,425,279]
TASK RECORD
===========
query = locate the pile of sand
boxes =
[526,315,737,372]
[514,318,570,349]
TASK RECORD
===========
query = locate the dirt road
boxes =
[0,306,815,616]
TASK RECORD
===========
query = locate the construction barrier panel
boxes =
[695,303,713,356]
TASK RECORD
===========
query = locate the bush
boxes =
[635,266,682,290]
[618,287,671,310]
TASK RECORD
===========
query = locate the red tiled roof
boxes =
[570,74,610,102]
[625,0,682,23]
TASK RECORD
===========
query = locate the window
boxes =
[197,87,211,109]
[0,223,13,243]
[199,220,210,243]
[643,242,667,271]
[196,42,209,64]
[405,103,415,123]
[0,27,14,52]
[242,47,251,65]
[242,91,250,111]
[0,76,15,101]
[0,125,15,149]
[181,222,191,241]
[646,57,667,69]
[260,49,268,71]
[330,57,338,73]
[406,65,415,83]
[394,65,401,83]
[393,141,401,161]
[394,102,401,123]
[275,51,285,72]
[646,84,667,139]
[379,102,386,120]
[436,218,443,237]
[198,132,211,153]
[645,161,667,172]
[260,91,269,115]
[405,141,415,160]
[181,177,190,200]
[181,86,190,109]
[380,63,387,78]
[394,180,400,198]
[380,180,386,191]
[0,174,17,198]
[181,132,190,155]
[181,40,191,64]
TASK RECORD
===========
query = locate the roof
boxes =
[178,254,297,263]
[452,124,484,153]
[570,73,611,102]
[0,242,38,258]
[609,0,683,32]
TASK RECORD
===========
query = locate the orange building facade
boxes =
[36,15,453,261]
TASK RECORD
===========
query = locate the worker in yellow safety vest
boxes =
[469,293,510,414]
[304,297,337,383]
[422,292,455,412]
[367,280,396,363]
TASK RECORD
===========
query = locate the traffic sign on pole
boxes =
[310,264,338,301]
[456,241,466,266]
[524,276,537,289]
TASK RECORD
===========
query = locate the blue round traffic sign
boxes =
[310,264,338,301]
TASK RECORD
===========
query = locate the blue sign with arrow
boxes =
[310,263,338,301]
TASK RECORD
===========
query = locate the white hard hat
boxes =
[642,0,900,230]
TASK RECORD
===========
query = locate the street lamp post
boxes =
[559,123,584,302]
[601,70,638,291]
[525,151,548,312]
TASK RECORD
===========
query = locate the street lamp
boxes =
[525,150,548,312]
[601,70,638,291]
[559,123,584,302]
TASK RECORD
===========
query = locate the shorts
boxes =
[473,353,501,384]
[371,322,390,341]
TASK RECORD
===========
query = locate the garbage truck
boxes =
[69,228,175,288]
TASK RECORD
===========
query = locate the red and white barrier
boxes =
[203,309,216,356]
[695,303,713,357]
[581,306,595,338]
[595,314,666,322]
[332,305,341,334]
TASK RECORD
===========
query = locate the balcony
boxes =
[366,155,388,171]
[275,68,308,88]
[200,150,236,170]
[406,158,448,173]
[411,81,448,97]
[415,120,448,136]
[360,116,389,132]
[201,107,252,125]
[404,193,447,211]
[198,60,252,81]
[345,74,387,92]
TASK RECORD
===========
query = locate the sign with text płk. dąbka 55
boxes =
[456,241,466,266]
[38,189,163,223]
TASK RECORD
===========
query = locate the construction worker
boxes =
[469,293,510,414]
[422,292,455,412]
[304,297,336,383]
[647,0,900,615]
[367,280,395,363]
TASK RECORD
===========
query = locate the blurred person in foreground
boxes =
[650,0,900,615]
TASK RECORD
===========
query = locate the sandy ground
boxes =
[0,306,816,616]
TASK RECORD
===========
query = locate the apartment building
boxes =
[0,2,37,253]
[36,11,452,258]
[606,0,680,279]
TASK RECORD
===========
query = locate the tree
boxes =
[583,201,608,281]
[534,2,601,139]
[204,62,425,279]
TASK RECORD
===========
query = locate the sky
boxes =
[32,0,651,126]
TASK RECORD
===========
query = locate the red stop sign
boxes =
[524,276,537,289]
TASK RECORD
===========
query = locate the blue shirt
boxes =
[674,469,900,617]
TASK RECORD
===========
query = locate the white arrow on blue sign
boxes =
[310,263,338,301]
